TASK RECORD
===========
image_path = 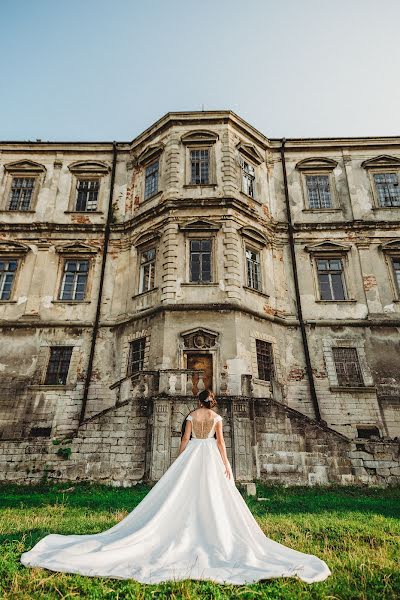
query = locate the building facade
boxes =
[0,111,399,485]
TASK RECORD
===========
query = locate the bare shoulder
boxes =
[212,411,222,420]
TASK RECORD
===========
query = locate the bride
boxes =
[21,389,332,585]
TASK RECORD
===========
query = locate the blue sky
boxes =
[1,0,400,141]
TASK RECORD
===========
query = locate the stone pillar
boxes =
[231,398,253,481]
[149,398,172,480]
[222,220,242,303]
[161,222,179,303]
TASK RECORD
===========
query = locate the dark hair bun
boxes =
[198,389,217,408]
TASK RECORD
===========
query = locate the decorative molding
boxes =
[179,218,220,231]
[240,226,268,246]
[55,241,99,255]
[133,229,162,247]
[137,144,164,166]
[181,327,219,350]
[380,239,400,254]
[361,155,400,170]
[68,161,110,175]
[181,130,218,145]
[304,240,351,254]
[236,142,263,165]
[3,160,46,173]
[0,240,30,254]
[295,157,338,171]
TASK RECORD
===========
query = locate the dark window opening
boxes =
[128,338,146,376]
[60,260,89,301]
[8,177,35,211]
[0,259,18,300]
[190,149,209,184]
[373,172,400,207]
[306,175,332,209]
[332,347,364,387]
[30,426,52,438]
[76,179,99,211]
[144,161,159,199]
[317,258,346,300]
[45,346,73,385]
[189,239,212,282]
[356,426,380,439]
[256,339,274,381]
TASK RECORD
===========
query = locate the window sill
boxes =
[64,210,104,215]
[183,184,217,189]
[253,378,272,385]
[142,191,163,204]
[302,208,342,212]
[315,299,357,303]
[52,300,91,304]
[371,206,400,210]
[0,209,36,213]
[243,285,269,298]
[240,192,262,205]
[0,300,17,304]
[132,287,159,298]
[330,386,376,393]
[181,282,218,286]
[28,384,75,391]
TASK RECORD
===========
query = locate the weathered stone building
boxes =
[0,111,399,486]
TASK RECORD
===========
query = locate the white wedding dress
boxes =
[21,414,332,584]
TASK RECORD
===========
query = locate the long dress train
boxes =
[21,414,332,584]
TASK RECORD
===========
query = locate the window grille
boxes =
[75,179,99,211]
[44,346,73,385]
[246,248,261,290]
[189,239,212,282]
[8,177,35,210]
[144,161,159,200]
[256,339,274,381]
[332,347,364,387]
[190,149,209,184]
[373,172,400,207]
[140,248,156,292]
[316,258,346,300]
[306,175,332,209]
[127,338,146,375]
[0,259,18,300]
[60,260,89,300]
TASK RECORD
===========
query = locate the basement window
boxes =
[30,426,52,438]
[356,426,380,439]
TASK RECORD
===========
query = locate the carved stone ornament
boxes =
[182,328,218,349]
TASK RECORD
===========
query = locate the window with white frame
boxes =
[189,239,212,282]
[59,259,89,301]
[241,160,256,198]
[127,338,146,375]
[139,247,156,293]
[373,172,400,207]
[0,259,18,300]
[245,247,261,290]
[316,257,347,300]
[44,346,73,385]
[306,175,332,209]
[144,161,159,200]
[8,177,36,211]
[256,339,274,381]
[75,179,100,211]
[190,149,209,184]
[332,347,364,387]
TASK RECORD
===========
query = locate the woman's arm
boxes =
[178,420,192,456]
[215,421,231,479]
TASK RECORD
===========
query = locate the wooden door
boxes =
[187,354,213,395]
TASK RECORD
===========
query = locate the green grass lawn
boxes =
[0,482,399,599]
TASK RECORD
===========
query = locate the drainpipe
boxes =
[280,139,322,422]
[79,142,118,425]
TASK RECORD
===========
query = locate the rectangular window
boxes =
[75,179,99,211]
[332,347,364,387]
[373,172,400,207]
[127,338,146,375]
[256,339,274,381]
[60,260,89,301]
[144,161,159,200]
[190,149,209,184]
[392,257,400,293]
[189,239,212,282]
[44,346,73,385]
[8,177,35,211]
[0,259,18,300]
[139,248,156,293]
[246,248,261,290]
[306,175,332,209]
[242,161,256,198]
[316,258,346,300]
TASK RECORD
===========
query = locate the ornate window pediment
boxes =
[179,219,220,231]
[133,229,162,247]
[380,239,400,253]
[240,226,268,246]
[181,130,218,145]
[181,328,219,349]
[68,161,110,175]
[137,144,164,166]
[361,155,400,170]
[0,240,30,254]
[236,142,263,165]
[296,157,338,172]
[305,240,351,254]
[4,160,46,174]
[55,241,98,255]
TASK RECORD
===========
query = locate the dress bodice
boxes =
[186,414,222,439]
